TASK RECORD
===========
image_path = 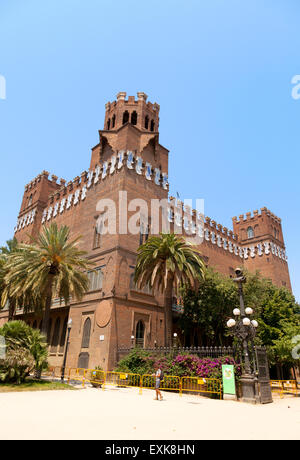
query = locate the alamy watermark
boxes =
[95,192,205,246]
[0,74,6,100]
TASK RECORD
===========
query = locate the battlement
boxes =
[24,171,66,192]
[168,197,238,241]
[104,92,160,133]
[232,207,281,225]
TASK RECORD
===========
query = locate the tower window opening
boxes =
[131,111,137,125]
[247,226,254,239]
[145,116,149,129]
[123,111,129,124]
[107,118,111,130]
[150,120,155,132]
[112,114,116,128]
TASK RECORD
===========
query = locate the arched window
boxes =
[150,120,155,132]
[131,111,137,125]
[247,226,254,239]
[145,116,149,129]
[59,317,68,353]
[123,111,129,124]
[81,318,91,349]
[50,318,61,353]
[28,194,33,207]
[107,118,111,130]
[112,114,116,128]
[136,320,145,348]
[78,352,89,369]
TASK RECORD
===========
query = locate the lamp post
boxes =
[61,318,72,383]
[173,332,178,348]
[227,268,258,404]
[131,335,135,348]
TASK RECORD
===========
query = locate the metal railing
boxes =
[117,346,235,362]
[270,380,299,398]
[44,367,222,399]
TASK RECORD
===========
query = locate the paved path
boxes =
[0,386,299,440]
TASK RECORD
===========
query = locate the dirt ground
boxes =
[0,385,299,440]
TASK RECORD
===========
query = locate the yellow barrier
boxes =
[181,376,222,399]
[42,368,223,399]
[270,380,299,398]
[105,371,141,393]
[141,374,181,394]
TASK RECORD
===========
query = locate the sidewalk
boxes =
[0,386,299,440]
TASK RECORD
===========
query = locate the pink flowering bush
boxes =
[116,349,241,380]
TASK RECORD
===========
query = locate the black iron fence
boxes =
[117,345,235,362]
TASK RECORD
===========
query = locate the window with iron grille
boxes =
[81,317,91,349]
[78,352,89,369]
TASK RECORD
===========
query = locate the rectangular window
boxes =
[130,272,152,295]
[87,267,104,291]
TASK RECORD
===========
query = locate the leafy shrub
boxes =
[0,347,35,384]
[0,321,48,380]
[116,348,241,380]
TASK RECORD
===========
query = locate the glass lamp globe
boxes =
[233,308,240,316]
[227,319,236,328]
[251,320,258,328]
[245,307,253,315]
[242,318,251,326]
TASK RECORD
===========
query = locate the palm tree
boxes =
[0,238,20,320]
[134,233,205,346]
[2,223,92,337]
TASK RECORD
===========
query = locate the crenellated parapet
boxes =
[104,92,160,133]
[233,207,282,225]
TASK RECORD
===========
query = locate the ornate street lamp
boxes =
[227,268,258,403]
[131,335,135,348]
[173,332,178,348]
[61,318,73,383]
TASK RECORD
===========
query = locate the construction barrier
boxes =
[181,376,222,399]
[105,371,141,392]
[270,380,299,398]
[42,367,222,399]
[141,374,181,394]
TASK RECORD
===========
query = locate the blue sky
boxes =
[0,0,299,300]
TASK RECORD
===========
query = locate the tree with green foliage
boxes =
[179,268,239,346]
[0,321,48,383]
[134,233,205,346]
[0,238,20,320]
[179,268,300,374]
[2,224,92,336]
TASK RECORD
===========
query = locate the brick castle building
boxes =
[0,92,292,371]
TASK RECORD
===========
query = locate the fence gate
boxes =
[255,347,273,404]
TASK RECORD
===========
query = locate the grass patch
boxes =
[0,379,76,393]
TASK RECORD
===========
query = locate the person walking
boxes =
[153,367,164,400]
